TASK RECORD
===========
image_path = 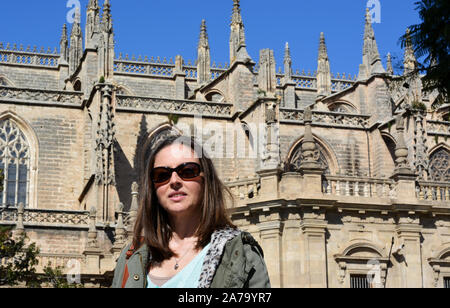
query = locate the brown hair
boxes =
[132,135,235,264]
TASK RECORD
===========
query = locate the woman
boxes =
[112,135,271,288]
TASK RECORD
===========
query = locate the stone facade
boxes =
[0,0,449,288]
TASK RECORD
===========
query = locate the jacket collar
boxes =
[197,227,241,288]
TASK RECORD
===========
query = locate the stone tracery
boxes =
[0,119,30,207]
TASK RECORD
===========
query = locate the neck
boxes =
[169,211,201,243]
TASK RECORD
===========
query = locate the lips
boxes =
[168,191,187,201]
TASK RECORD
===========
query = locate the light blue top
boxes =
[146,243,210,288]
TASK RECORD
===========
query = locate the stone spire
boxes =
[283,42,293,83]
[59,24,69,64]
[403,29,417,75]
[229,0,252,64]
[85,0,100,49]
[69,7,83,75]
[257,49,277,95]
[98,0,115,79]
[316,32,332,97]
[102,0,113,33]
[358,8,385,80]
[197,19,211,85]
[386,52,394,75]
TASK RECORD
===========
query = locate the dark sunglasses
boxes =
[150,162,202,184]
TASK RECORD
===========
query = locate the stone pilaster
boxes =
[257,211,283,287]
[300,208,328,288]
[282,209,302,287]
[395,215,422,288]
[174,55,186,99]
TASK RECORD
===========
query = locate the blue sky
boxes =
[1,0,422,77]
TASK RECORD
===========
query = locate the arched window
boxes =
[429,148,450,182]
[286,141,331,174]
[0,119,30,207]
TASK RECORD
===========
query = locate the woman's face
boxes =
[153,143,204,219]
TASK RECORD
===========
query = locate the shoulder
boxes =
[223,230,264,260]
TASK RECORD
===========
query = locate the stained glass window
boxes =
[0,119,30,207]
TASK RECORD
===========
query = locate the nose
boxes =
[168,170,182,188]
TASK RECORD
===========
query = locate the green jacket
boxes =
[111,228,271,288]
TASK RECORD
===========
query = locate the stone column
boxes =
[300,208,328,288]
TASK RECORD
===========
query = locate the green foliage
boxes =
[167,114,179,126]
[0,227,83,288]
[257,88,267,97]
[0,227,40,287]
[411,101,427,112]
[399,0,450,103]
[99,76,105,84]
[41,264,83,288]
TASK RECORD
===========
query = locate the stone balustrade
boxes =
[416,181,450,202]
[224,176,261,206]
[0,43,59,68]
[323,175,396,199]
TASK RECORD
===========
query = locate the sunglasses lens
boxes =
[178,163,201,179]
[151,163,201,184]
[152,168,172,184]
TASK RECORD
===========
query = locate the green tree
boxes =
[0,227,41,287]
[399,0,450,105]
[0,227,83,288]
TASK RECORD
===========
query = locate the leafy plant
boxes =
[0,227,83,288]
[399,0,450,104]
[167,114,179,126]
[0,227,40,287]
[411,101,427,113]
[99,76,105,84]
